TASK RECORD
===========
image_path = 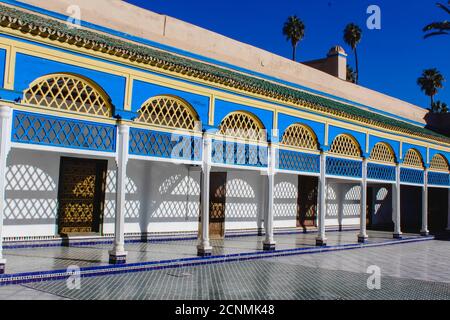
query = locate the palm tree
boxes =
[417,68,445,107]
[346,64,357,83]
[282,16,305,61]
[431,101,449,113]
[343,23,362,84]
[423,1,450,38]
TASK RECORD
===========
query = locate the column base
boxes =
[257,228,264,236]
[315,237,327,246]
[108,251,127,265]
[420,230,430,236]
[358,234,368,243]
[0,259,5,274]
[393,233,403,239]
[263,241,276,251]
[197,245,212,257]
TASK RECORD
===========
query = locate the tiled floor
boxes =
[2,230,420,274]
[2,239,449,300]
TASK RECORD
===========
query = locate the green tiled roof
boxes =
[0,3,449,145]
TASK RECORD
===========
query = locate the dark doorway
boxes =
[297,175,318,229]
[366,186,374,228]
[57,157,107,235]
[209,172,227,239]
[428,188,449,235]
[400,185,422,233]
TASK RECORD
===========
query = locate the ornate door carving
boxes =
[297,176,318,228]
[209,172,227,239]
[58,157,107,234]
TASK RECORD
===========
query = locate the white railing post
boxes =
[197,135,213,256]
[109,123,129,264]
[358,158,368,243]
[263,143,276,250]
[421,168,429,236]
[393,163,402,239]
[316,152,327,246]
[0,106,12,274]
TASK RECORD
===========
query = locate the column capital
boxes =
[0,105,12,119]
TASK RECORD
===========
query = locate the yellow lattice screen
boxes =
[329,134,361,157]
[281,124,318,150]
[369,143,396,163]
[136,95,199,130]
[430,154,449,171]
[219,111,265,141]
[23,74,112,117]
[403,149,424,168]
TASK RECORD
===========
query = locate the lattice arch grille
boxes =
[281,124,318,150]
[402,149,424,168]
[329,134,361,157]
[135,95,199,130]
[369,142,396,163]
[219,111,266,141]
[430,154,449,172]
[23,74,112,117]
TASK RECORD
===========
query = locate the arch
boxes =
[429,153,449,172]
[402,149,424,168]
[329,134,362,157]
[218,111,266,141]
[135,95,200,130]
[281,123,319,150]
[369,142,396,163]
[23,73,113,117]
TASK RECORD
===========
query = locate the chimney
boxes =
[303,46,348,80]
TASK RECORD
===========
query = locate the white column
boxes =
[197,136,212,256]
[421,168,429,236]
[358,158,368,242]
[109,123,129,264]
[0,106,12,274]
[393,163,402,238]
[316,152,327,246]
[263,143,276,250]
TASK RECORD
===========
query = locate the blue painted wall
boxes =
[277,113,325,147]
[214,99,274,134]
[368,135,400,160]
[14,53,126,112]
[131,79,209,125]
[328,125,367,156]
[0,48,6,88]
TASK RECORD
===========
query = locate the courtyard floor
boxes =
[0,239,449,300]
[1,229,429,275]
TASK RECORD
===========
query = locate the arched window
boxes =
[218,111,266,141]
[329,134,361,157]
[281,124,318,150]
[402,149,424,168]
[135,95,199,130]
[369,142,396,163]
[429,154,449,172]
[23,73,112,117]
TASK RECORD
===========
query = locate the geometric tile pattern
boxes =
[369,142,396,163]
[218,112,266,141]
[11,111,116,152]
[129,127,202,161]
[429,154,449,172]
[277,149,320,173]
[402,149,424,168]
[428,171,450,186]
[280,124,318,150]
[326,156,362,178]
[367,162,396,181]
[400,167,424,184]
[135,95,199,130]
[329,134,361,157]
[22,74,112,117]
[211,139,268,167]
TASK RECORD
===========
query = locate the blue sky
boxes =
[124,0,449,109]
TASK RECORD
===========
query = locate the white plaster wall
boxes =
[273,173,298,229]
[325,182,361,227]
[3,149,60,238]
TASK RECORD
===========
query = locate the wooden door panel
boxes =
[58,157,107,235]
[297,176,318,228]
[209,172,227,239]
